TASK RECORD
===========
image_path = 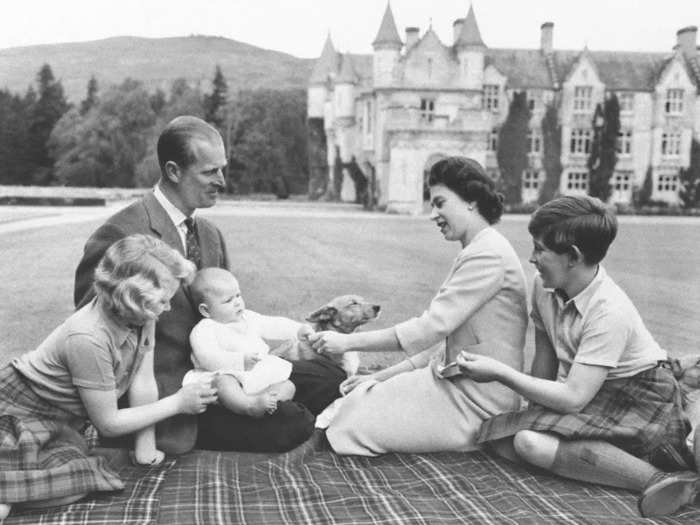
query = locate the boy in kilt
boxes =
[0,235,217,521]
[455,195,700,518]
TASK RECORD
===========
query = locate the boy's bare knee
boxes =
[513,430,556,468]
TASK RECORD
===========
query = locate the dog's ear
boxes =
[306,305,337,323]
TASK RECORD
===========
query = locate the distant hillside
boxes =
[0,36,315,102]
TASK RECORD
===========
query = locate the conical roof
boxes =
[310,33,339,84]
[372,2,402,49]
[455,5,485,48]
[336,54,358,84]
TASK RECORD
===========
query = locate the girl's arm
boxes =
[311,327,402,355]
[128,349,164,465]
[79,379,217,438]
[456,352,609,414]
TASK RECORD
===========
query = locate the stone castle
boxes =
[307,4,700,213]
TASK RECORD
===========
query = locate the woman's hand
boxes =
[339,373,378,395]
[455,352,508,383]
[308,331,351,355]
[176,382,218,414]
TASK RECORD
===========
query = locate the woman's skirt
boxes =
[0,364,124,504]
[477,363,694,471]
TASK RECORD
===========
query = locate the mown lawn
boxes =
[2,205,700,371]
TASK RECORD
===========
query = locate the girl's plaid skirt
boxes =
[0,364,124,504]
[477,363,694,471]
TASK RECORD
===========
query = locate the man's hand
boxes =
[455,352,507,383]
[339,373,378,395]
[307,331,351,355]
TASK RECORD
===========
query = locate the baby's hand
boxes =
[133,448,165,466]
[297,324,314,341]
[244,352,261,370]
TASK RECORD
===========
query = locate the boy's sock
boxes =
[551,439,657,491]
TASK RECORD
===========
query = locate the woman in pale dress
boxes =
[308,156,529,455]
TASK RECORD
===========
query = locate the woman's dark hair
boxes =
[428,157,504,224]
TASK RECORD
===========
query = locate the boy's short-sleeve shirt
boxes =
[531,266,666,379]
[13,298,154,417]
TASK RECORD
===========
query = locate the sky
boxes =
[0,0,698,58]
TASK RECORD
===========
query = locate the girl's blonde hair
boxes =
[94,234,196,324]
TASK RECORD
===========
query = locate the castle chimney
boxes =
[405,27,419,49]
[677,26,698,59]
[540,22,554,54]
[453,18,464,45]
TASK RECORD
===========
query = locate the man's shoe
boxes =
[638,471,700,517]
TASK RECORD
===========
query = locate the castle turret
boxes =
[335,54,357,119]
[372,2,402,88]
[308,33,338,118]
[455,5,485,90]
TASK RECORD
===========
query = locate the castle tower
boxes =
[335,54,357,119]
[308,33,338,119]
[455,5,486,90]
[372,2,402,88]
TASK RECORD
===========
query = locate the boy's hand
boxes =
[297,324,314,341]
[244,352,261,370]
[455,352,506,383]
[176,382,218,414]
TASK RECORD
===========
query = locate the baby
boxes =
[185,268,310,417]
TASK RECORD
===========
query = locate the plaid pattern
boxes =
[7,449,175,525]
[478,365,693,470]
[0,365,124,503]
[156,431,700,525]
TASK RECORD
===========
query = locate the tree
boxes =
[539,102,563,204]
[634,166,654,207]
[679,139,700,209]
[204,65,228,130]
[496,91,531,205]
[29,64,70,184]
[587,94,620,202]
[80,76,98,115]
[50,79,156,187]
[0,89,33,184]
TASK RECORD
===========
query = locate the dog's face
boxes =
[671,356,700,390]
[306,294,380,334]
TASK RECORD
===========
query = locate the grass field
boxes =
[2,205,700,371]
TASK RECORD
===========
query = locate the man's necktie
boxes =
[184,217,202,269]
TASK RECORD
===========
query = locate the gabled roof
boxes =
[336,54,358,84]
[455,5,485,48]
[372,3,402,49]
[485,49,551,89]
[309,33,338,84]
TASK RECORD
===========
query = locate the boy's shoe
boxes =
[638,471,700,517]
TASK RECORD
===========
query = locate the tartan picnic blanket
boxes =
[7,431,700,524]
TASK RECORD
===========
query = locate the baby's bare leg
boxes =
[269,380,296,402]
[217,375,278,418]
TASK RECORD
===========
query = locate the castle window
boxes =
[657,174,679,192]
[661,131,681,157]
[427,58,433,79]
[483,85,499,111]
[616,130,632,156]
[613,172,632,191]
[487,128,498,152]
[570,129,592,155]
[618,92,634,114]
[566,171,589,191]
[665,89,684,115]
[365,100,373,134]
[526,90,537,111]
[527,129,542,154]
[573,86,593,113]
[522,170,541,190]
[420,98,435,122]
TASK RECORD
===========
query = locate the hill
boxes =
[0,35,315,102]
